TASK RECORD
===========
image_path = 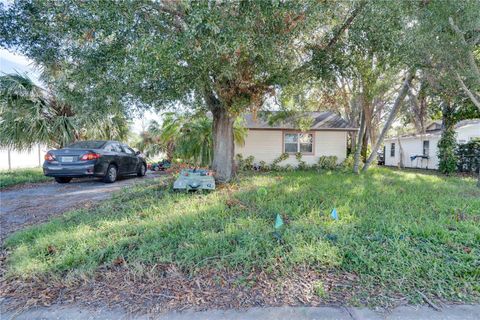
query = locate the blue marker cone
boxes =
[331,208,339,220]
[274,214,284,229]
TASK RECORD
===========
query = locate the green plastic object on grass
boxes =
[274,213,284,229]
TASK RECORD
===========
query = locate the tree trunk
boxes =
[211,107,235,183]
[362,71,414,172]
[353,110,366,174]
[166,140,175,162]
[361,129,369,161]
[349,131,356,154]
[397,137,404,169]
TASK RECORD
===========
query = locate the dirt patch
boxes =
[0,180,54,192]
[0,264,366,315]
[0,172,168,243]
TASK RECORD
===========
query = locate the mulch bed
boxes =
[0,260,368,315]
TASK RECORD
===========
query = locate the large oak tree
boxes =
[1,0,359,181]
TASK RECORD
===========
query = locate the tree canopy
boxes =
[1,0,479,180]
[1,0,361,180]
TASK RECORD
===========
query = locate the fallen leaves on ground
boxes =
[0,263,363,314]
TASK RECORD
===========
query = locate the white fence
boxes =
[0,144,49,170]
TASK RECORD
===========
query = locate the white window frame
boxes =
[283,131,314,155]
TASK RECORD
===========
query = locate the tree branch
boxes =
[295,1,368,79]
[362,70,415,172]
[145,2,186,32]
[456,72,480,111]
[449,17,480,80]
[323,0,368,50]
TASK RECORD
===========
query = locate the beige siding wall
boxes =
[235,130,347,166]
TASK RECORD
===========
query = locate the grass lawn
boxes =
[0,168,50,189]
[3,167,480,307]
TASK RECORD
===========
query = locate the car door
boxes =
[110,142,128,174]
[101,143,116,173]
[121,144,139,173]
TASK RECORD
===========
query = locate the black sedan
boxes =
[43,140,147,184]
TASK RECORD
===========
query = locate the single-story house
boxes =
[235,111,358,167]
[384,119,480,169]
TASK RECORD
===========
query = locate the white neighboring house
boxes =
[384,119,480,170]
[0,144,49,170]
[235,111,358,167]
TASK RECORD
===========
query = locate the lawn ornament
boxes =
[173,169,215,191]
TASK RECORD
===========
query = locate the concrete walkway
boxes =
[2,305,479,320]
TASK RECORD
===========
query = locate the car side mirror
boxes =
[135,151,141,156]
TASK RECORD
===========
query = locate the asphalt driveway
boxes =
[0,171,167,242]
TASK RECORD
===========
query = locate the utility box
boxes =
[173,169,215,191]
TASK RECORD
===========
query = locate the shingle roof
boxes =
[243,111,358,131]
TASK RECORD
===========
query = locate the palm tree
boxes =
[176,116,213,166]
[135,120,169,159]
[0,73,76,149]
[138,112,246,166]
[80,112,130,141]
[0,73,128,150]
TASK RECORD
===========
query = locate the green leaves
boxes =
[1,0,333,116]
[0,73,128,149]
[139,113,246,166]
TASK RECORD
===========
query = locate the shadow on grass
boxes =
[3,167,480,304]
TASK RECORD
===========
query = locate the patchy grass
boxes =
[0,168,49,189]
[3,167,480,306]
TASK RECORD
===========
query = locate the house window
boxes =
[422,140,429,156]
[390,143,395,157]
[284,132,313,153]
[284,133,298,153]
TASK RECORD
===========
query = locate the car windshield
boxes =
[66,141,107,149]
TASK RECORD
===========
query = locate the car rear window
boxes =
[66,141,107,149]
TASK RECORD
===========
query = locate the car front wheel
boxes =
[103,165,117,183]
[137,163,146,177]
[55,177,72,184]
